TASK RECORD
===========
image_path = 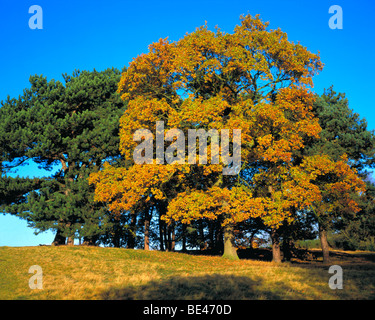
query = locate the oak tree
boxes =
[90,15,326,260]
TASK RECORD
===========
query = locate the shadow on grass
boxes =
[100,274,292,300]
[181,248,274,261]
[328,250,375,263]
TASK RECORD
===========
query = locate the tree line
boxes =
[1,15,375,263]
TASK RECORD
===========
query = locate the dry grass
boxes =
[1,246,374,300]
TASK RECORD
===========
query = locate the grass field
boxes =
[1,246,375,300]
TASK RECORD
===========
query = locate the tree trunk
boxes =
[271,228,282,263]
[128,213,137,249]
[171,224,176,251]
[215,221,224,254]
[113,226,120,248]
[52,229,66,246]
[159,214,164,251]
[67,236,74,246]
[199,221,205,250]
[164,223,169,251]
[319,223,330,264]
[144,213,150,251]
[82,236,96,246]
[222,223,239,260]
[208,221,215,250]
[79,237,95,246]
[282,237,293,261]
[282,222,292,261]
[182,224,187,252]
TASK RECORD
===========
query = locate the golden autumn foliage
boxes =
[89,14,365,245]
[248,154,366,230]
[89,162,177,215]
[299,154,366,219]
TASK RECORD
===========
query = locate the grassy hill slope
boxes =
[1,246,375,300]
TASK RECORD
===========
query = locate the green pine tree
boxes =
[304,86,375,261]
[0,68,127,245]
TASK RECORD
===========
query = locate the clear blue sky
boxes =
[1,0,374,246]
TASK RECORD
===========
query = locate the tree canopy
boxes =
[1,15,373,263]
[88,15,367,261]
[0,68,126,244]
